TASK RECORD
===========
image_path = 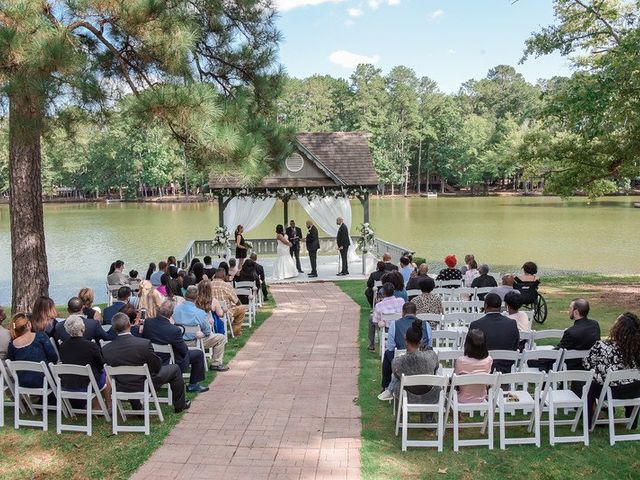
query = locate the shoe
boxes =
[336,272,345,276]
[377,390,393,401]
[308,273,318,278]
[298,270,304,273]
[367,345,376,352]
[187,384,210,393]
[210,364,230,372]
[175,399,192,413]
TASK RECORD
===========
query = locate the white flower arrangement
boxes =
[244,241,253,250]
[357,222,376,253]
[212,226,231,251]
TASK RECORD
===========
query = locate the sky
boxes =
[274,0,573,92]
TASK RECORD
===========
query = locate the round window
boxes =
[285,153,304,173]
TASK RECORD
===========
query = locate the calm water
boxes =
[0,196,638,304]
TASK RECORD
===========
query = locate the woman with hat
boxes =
[436,254,463,285]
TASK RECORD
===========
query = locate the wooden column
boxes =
[283,196,289,226]
[218,194,225,227]
[361,191,370,224]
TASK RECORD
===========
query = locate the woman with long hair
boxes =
[234,225,248,269]
[137,280,163,319]
[78,287,102,322]
[584,312,640,425]
[145,262,157,281]
[7,313,58,387]
[454,329,493,403]
[31,296,59,337]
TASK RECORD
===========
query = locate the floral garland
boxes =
[356,222,376,253]
[210,186,371,201]
[212,226,231,251]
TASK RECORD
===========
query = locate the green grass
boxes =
[0,299,275,480]
[337,278,640,480]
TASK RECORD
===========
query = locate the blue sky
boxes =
[275,0,572,92]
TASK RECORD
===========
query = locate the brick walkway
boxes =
[132,283,362,480]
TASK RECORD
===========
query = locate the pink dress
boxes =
[454,355,493,403]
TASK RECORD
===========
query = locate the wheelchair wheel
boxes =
[533,295,548,324]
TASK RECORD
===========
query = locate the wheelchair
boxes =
[522,291,548,324]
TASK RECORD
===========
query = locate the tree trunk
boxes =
[9,93,49,312]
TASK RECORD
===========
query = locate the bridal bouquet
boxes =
[357,223,376,253]
[212,226,231,252]
[244,241,253,250]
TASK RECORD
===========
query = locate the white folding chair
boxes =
[150,344,175,404]
[372,281,383,307]
[49,363,110,435]
[406,289,421,299]
[488,350,521,374]
[449,287,476,301]
[105,363,164,435]
[474,287,494,299]
[219,301,235,339]
[532,329,565,350]
[0,359,28,427]
[437,280,464,289]
[48,337,61,364]
[416,313,442,331]
[591,369,640,444]
[234,284,256,327]
[181,324,208,358]
[395,374,449,452]
[443,312,481,328]
[436,349,462,377]
[560,350,591,371]
[445,373,498,451]
[106,284,120,306]
[496,372,544,449]
[519,349,564,373]
[519,330,534,350]
[5,360,61,430]
[522,311,535,330]
[540,370,593,446]
[381,313,402,362]
[432,330,460,352]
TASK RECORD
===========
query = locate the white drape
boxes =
[223,197,277,234]
[297,196,359,262]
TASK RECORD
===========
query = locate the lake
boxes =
[0,196,638,304]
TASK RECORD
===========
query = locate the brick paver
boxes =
[132,283,362,480]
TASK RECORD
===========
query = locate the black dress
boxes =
[235,234,247,259]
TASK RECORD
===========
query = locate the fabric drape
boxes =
[297,196,359,262]
[223,197,277,234]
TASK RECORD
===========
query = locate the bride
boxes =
[273,224,299,281]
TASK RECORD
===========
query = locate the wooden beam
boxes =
[361,192,370,224]
[283,197,289,226]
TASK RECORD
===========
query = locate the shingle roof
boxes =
[208,132,378,189]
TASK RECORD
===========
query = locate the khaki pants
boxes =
[187,333,227,367]
[230,306,246,336]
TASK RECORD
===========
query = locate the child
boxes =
[454,329,493,403]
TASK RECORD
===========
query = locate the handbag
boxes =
[212,311,226,335]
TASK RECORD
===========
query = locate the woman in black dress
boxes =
[235,225,248,269]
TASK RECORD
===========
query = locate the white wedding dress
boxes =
[272,235,299,281]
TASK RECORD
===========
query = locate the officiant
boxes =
[286,220,304,273]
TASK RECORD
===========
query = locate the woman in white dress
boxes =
[273,224,299,281]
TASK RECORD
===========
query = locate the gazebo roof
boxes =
[208,132,378,190]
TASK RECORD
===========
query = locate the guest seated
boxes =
[584,312,640,427]
[167,256,179,279]
[463,259,480,287]
[235,260,260,306]
[249,253,269,302]
[381,270,407,301]
[365,261,387,307]
[145,262,156,281]
[102,313,190,413]
[406,263,429,292]
[470,264,498,297]
[398,257,414,286]
[436,255,463,285]
[557,298,601,369]
[8,313,58,387]
[150,261,168,287]
[490,274,516,301]
[513,261,540,305]
[103,286,132,325]
[78,287,102,322]
[368,282,405,352]
[107,260,130,286]
[505,291,530,332]
[164,278,185,305]
[187,257,201,275]
[129,270,141,292]
[173,284,229,372]
[378,302,432,399]
[137,280,163,319]
[120,303,141,326]
[468,293,519,373]
[56,298,114,343]
[141,301,209,393]
[460,254,475,275]
[192,262,205,283]
[217,261,230,279]
[0,307,9,360]
[210,269,245,336]
[454,329,493,402]
[410,277,443,329]
[31,295,59,337]
[228,258,238,280]
[203,255,217,280]
[381,253,398,271]
[58,315,111,405]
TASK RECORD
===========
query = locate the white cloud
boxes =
[329,50,380,69]
[367,0,381,10]
[276,0,345,12]
[430,8,444,20]
[348,7,364,16]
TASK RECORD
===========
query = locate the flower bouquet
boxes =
[356,223,376,254]
[212,226,231,257]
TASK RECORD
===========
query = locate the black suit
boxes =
[365,269,387,306]
[103,301,127,325]
[254,262,269,300]
[55,316,115,343]
[336,223,350,274]
[470,274,498,300]
[557,317,601,369]
[306,225,320,276]
[59,337,105,390]
[102,333,186,411]
[384,262,398,272]
[469,313,520,373]
[141,316,205,386]
[286,225,303,272]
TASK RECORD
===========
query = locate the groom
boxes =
[336,217,350,276]
[305,220,320,278]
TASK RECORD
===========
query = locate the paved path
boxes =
[132,283,362,480]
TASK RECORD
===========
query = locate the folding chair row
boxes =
[519,329,566,350]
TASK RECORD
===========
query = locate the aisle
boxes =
[132,283,362,480]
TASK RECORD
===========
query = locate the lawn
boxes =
[338,277,640,480]
[0,299,275,480]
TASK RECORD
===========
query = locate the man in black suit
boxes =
[468,293,520,373]
[336,217,350,276]
[203,255,217,280]
[381,253,398,272]
[141,301,209,393]
[470,264,498,300]
[286,220,304,273]
[103,286,131,325]
[305,220,320,278]
[249,252,269,301]
[365,261,387,306]
[56,297,115,343]
[102,312,190,413]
